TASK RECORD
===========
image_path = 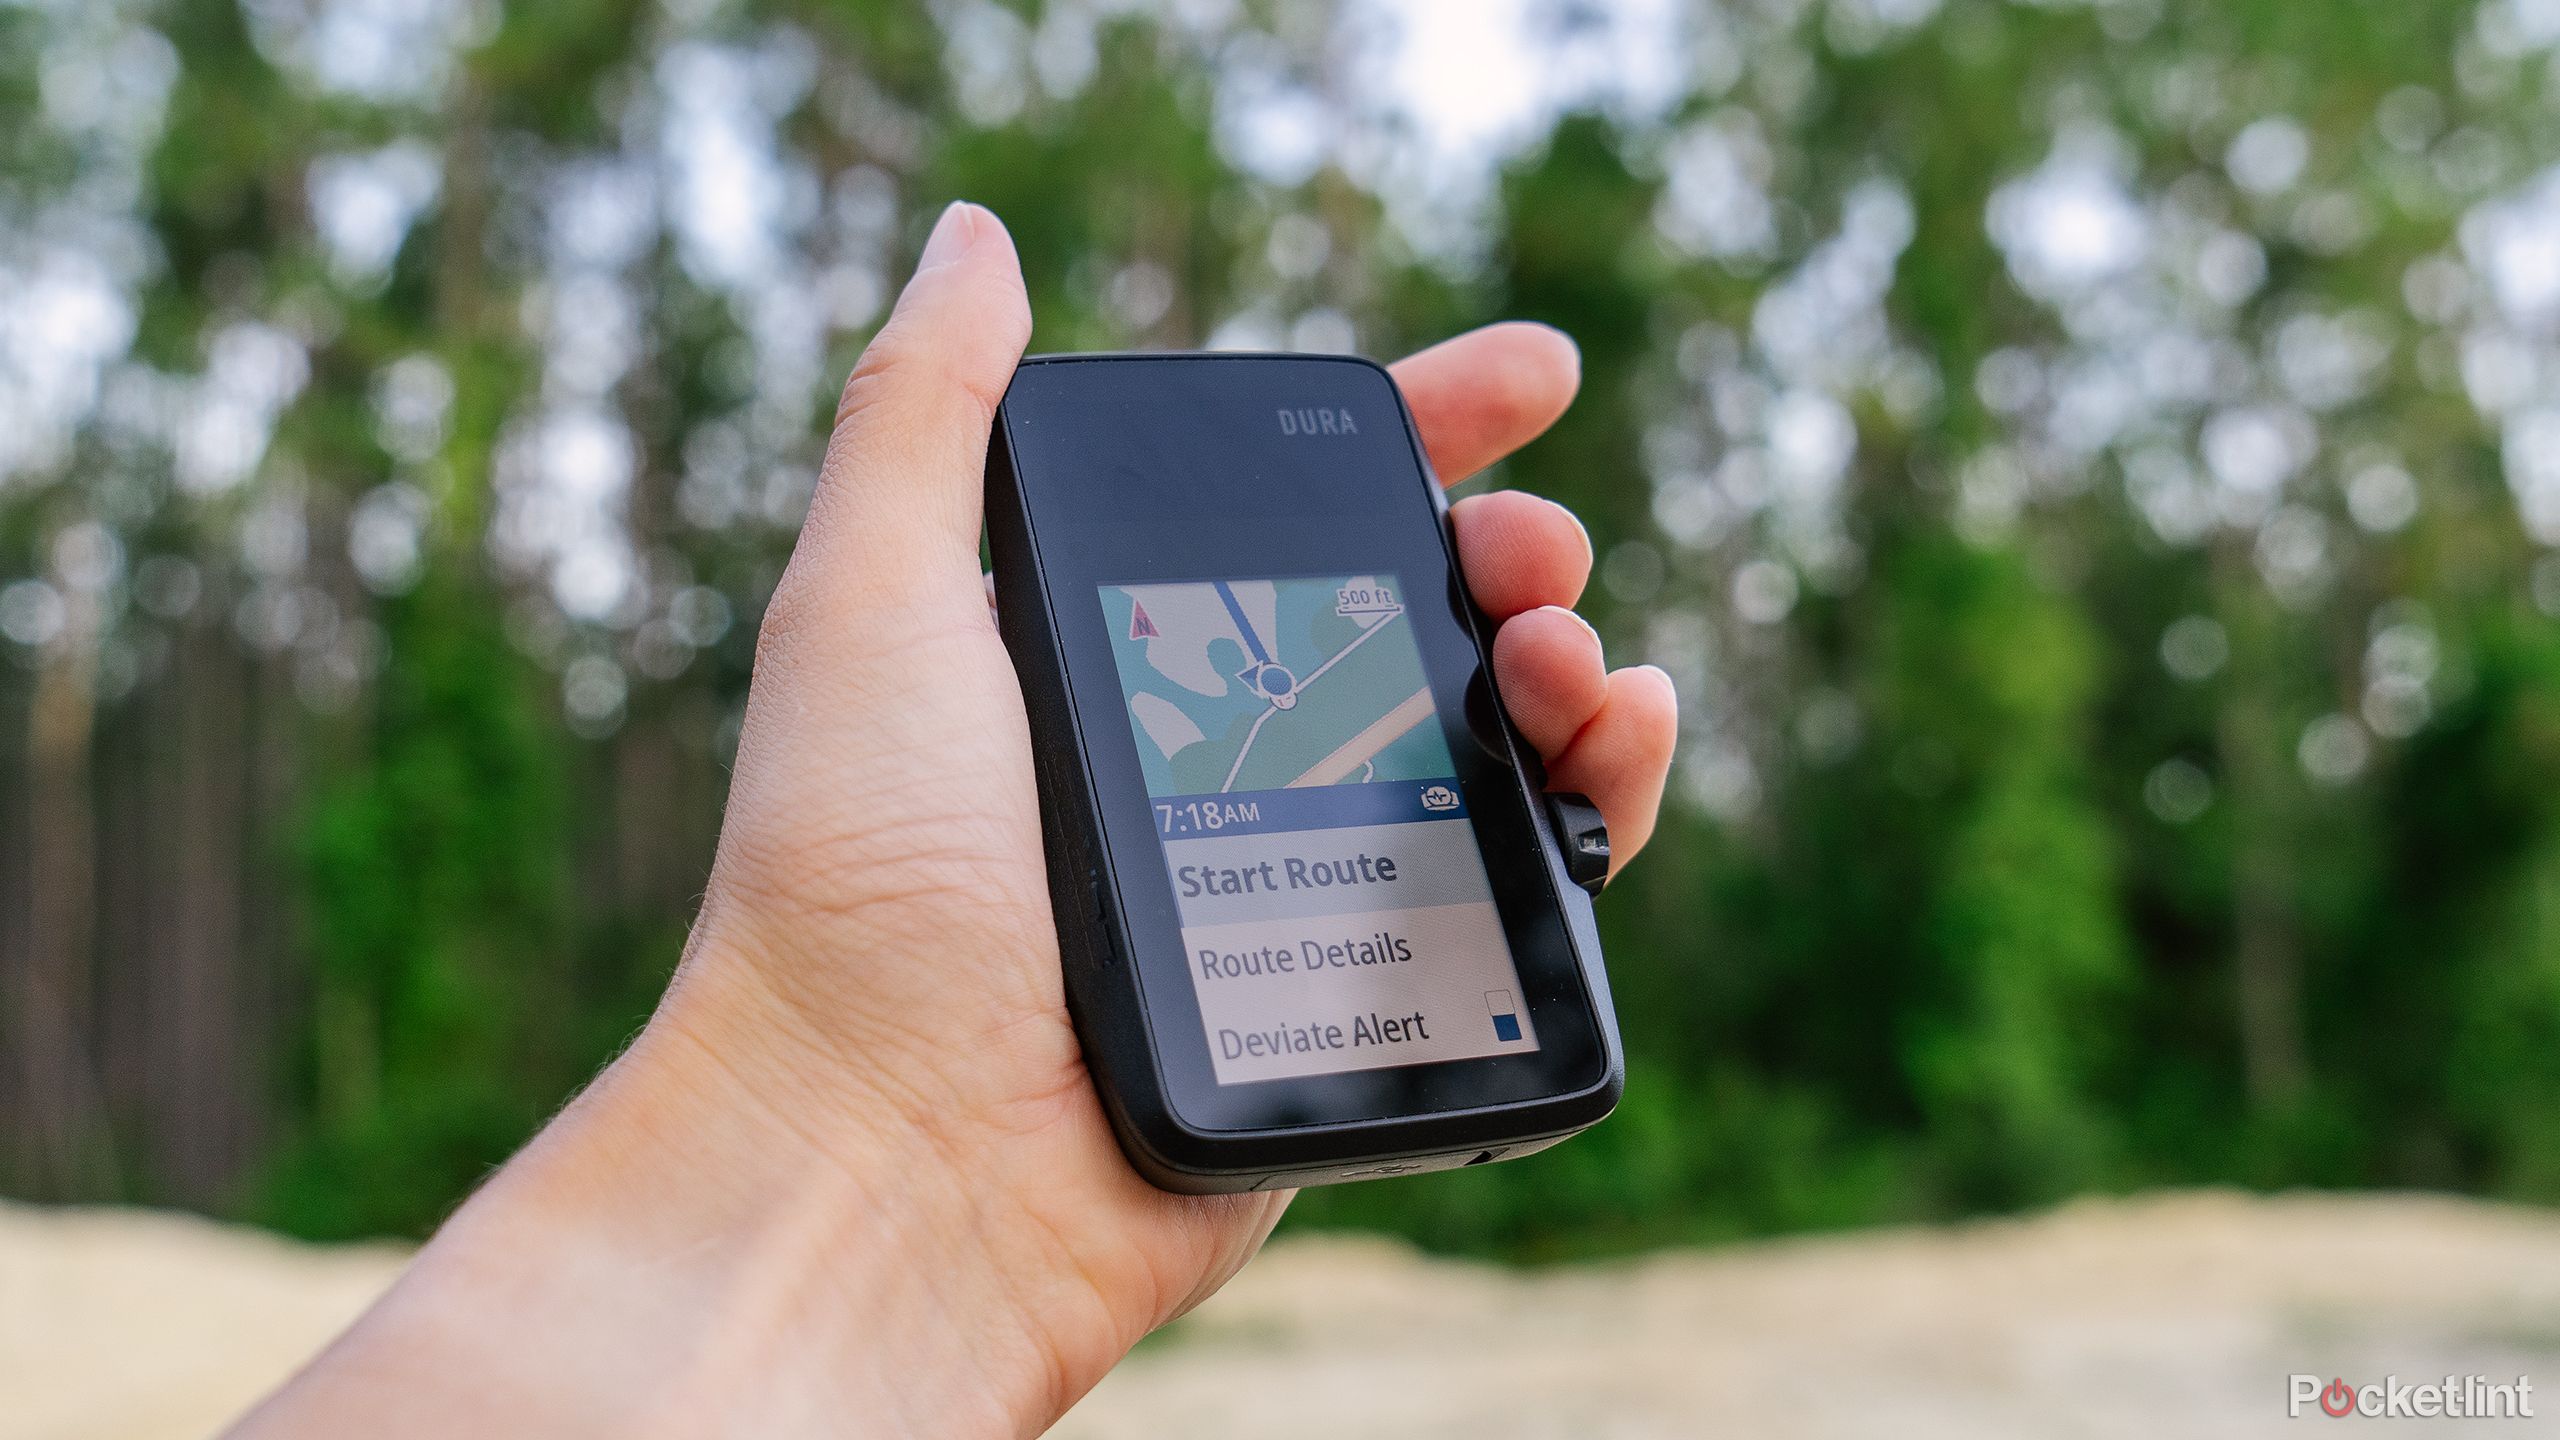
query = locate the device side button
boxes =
[1087,870,1121,965]
[1545,791,1610,896]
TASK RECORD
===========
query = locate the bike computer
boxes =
[985,352,1622,1193]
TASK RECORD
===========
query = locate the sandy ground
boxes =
[6,1191,2556,1438]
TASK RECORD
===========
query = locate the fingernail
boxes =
[1552,496,1593,559]
[917,201,978,271]
[1541,604,1603,650]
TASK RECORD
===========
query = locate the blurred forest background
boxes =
[4,0,2560,1259]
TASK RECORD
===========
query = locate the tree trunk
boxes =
[18,581,114,1198]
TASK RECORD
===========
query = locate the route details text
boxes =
[1098,574,1540,1084]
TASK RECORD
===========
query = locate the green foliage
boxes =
[266,570,579,1238]
[1880,538,2127,1203]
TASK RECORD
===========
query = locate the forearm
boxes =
[230,985,1074,1439]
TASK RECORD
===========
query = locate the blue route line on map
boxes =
[1210,580,1270,666]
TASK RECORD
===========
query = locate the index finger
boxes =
[1387,322,1581,486]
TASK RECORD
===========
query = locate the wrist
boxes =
[240,937,1087,1438]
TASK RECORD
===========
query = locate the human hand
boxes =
[235,203,1676,1439]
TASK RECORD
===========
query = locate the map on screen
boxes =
[1099,575,1457,798]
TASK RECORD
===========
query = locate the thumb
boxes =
[783,202,1030,624]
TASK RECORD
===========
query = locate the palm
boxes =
[709,547,1290,1346]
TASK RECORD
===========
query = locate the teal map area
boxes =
[1099,575,1458,798]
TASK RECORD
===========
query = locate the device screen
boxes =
[1098,572,1540,1085]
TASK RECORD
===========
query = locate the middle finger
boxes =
[1451,490,1593,620]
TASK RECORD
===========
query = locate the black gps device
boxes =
[985,352,1622,1193]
